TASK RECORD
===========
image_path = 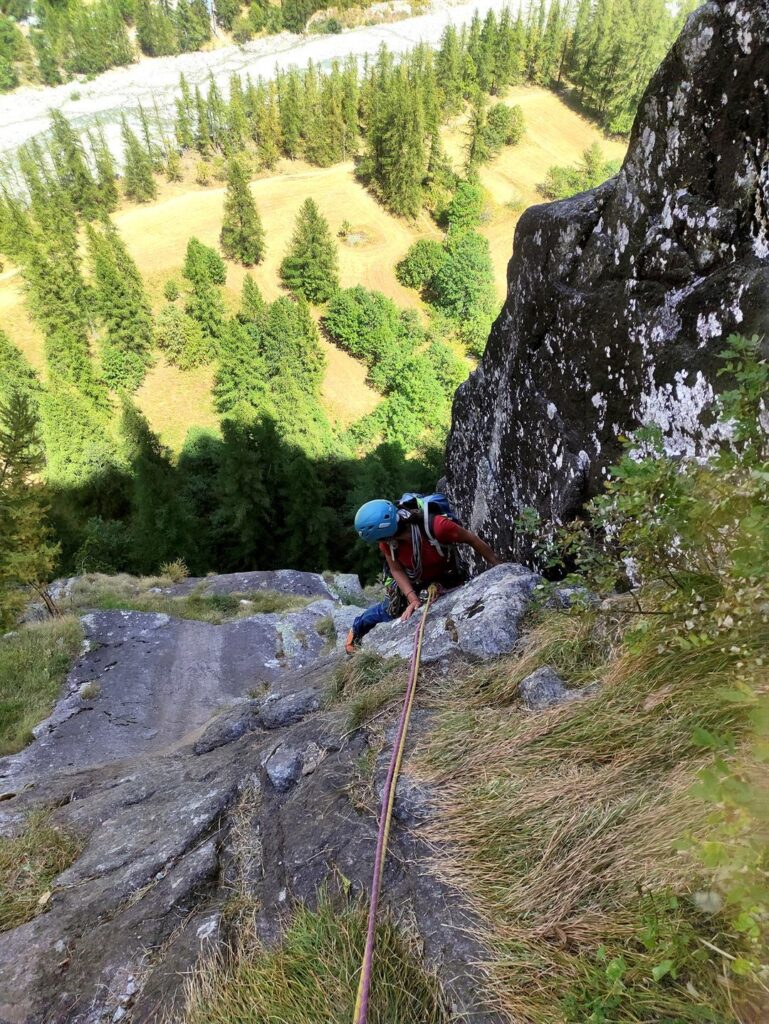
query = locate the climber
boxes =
[345,498,501,654]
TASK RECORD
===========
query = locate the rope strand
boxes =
[352,585,436,1024]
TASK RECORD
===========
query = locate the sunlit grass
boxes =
[0,617,83,754]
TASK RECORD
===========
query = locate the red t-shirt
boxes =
[379,515,463,583]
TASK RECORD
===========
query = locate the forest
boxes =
[0,2,697,624]
[0,0,698,134]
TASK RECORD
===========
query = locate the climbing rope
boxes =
[352,584,437,1024]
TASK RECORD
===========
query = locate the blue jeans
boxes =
[351,599,396,642]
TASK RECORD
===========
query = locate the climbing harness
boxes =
[352,584,437,1024]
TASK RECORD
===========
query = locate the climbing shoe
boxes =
[345,629,361,656]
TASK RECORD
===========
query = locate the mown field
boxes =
[0,85,625,450]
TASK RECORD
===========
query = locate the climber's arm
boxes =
[453,526,502,566]
[383,548,422,614]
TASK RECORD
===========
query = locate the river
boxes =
[0,0,520,162]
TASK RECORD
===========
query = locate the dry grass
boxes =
[0,616,83,755]
[0,811,82,932]
[65,572,311,622]
[415,607,762,1024]
[173,893,447,1024]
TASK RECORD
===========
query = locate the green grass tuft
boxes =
[328,650,407,729]
[0,811,82,932]
[178,894,447,1024]
[0,617,83,755]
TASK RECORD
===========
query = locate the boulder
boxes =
[519,666,599,711]
[445,0,769,563]
[365,563,541,663]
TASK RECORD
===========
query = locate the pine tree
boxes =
[437,25,464,115]
[175,73,195,149]
[238,274,267,325]
[136,0,178,56]
[175,0,210,52]
[0,332,40,407]
[154,304,208,369]
[48,110,101,219]
[20,224,91,343]
[377,71,426,217]
[465,92,490,169]
[87,220,154,391]
[278,68,304,159]
[225,73,249,155]
[0,391,59,629]
[120,398,192,572]
[193,85,211,155]
[121,117,157,202]
[261,296,325,397]
[183,237,226,285]
[88,122,119,212]
[256,82,281,169]
[40,378,122,488]
[279,197,339,303]
[213,318,268,415]
[183,239,226,357]
[220,157,265,266]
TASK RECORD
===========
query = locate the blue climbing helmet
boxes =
[354,499,399,543]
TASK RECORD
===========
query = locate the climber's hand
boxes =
[400,598,422,622]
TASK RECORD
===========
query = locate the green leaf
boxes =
[652,959,674,982]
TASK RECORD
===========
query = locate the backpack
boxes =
[395,492,461,557]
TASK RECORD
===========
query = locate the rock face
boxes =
[445,0,769,561]
[365,563,541,662]
[0,565,553,1024]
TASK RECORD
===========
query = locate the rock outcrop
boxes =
[0,566,545,1024]
[445,0,769,561]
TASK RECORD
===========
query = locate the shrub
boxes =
[540,143,622,201]
[163,279,180,302]
[395,239,446,289]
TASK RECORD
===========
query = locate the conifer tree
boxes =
[120,398,191,571]
[213,318,268,415]
[261,296,325,397]
[40,378,122,487]
[193,85,211,155]
[0,332,40,407]
[121,117,157,202]
[175,73,195,149]
[437,25,464,115]
[220,157,265,266]
[48,110,101,219]
[0,391,59,629]
[136,0,178,57]
[183,238,226,357]
[175,0,210,52]
[183,237,226,285]
[238,274,266,325]
[377,71,426,217]
[279,198,339,303]
[88,123,119,212]
[87,220,154,391]
[154,304,207,369]
[278,68,304,159]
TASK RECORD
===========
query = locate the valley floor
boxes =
[0,85,625,449]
